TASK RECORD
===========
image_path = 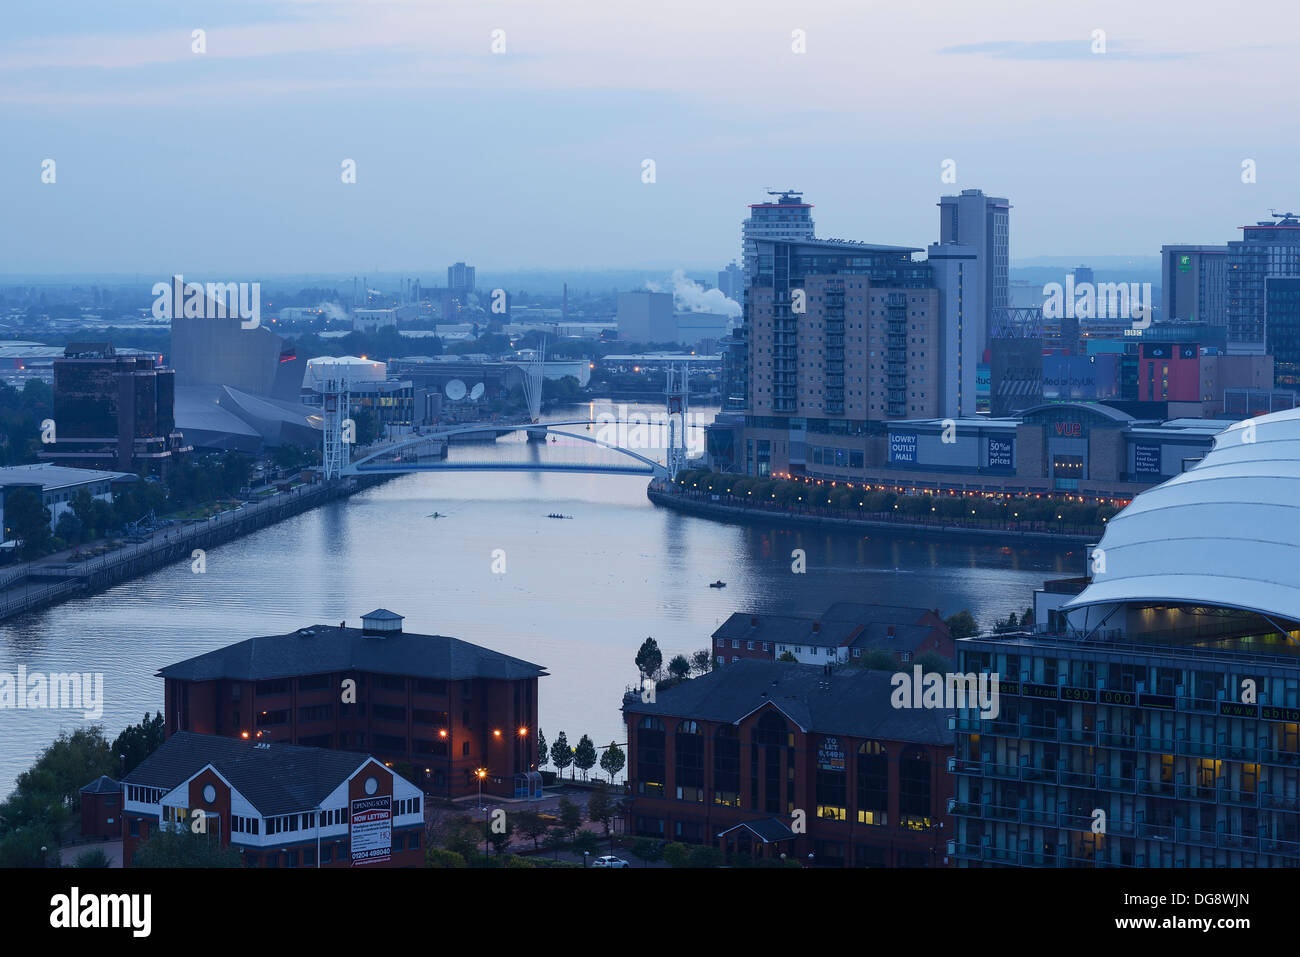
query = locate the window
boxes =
[713,726,741,806]
[462,741,470,756]
[857,741,888,825]
[298,704,333,722]
[636,717,667,797]
[899,748,932,828]
[674,720,704,803]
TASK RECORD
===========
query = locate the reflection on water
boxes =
[0,404,1077,793]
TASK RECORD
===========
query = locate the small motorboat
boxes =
[709,580,727,588]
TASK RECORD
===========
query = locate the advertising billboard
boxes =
[1134,443,1162,475]
[817,736,846,772]
[888,431,918,464]
[987,436,1014,469]
[350,796,392,865]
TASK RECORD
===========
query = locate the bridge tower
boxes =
[522,334,546,423]
[664,363,689,479]
[320,363,352,480]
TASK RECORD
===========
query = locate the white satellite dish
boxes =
[469,382,485,401]
[445,379,467,401]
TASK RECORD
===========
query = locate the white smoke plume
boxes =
[646,269,741,318]
[318,302,348,321]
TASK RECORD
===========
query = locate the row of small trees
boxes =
[535,729,626,783]
[673,468,1121,531]
[635,636,712,685]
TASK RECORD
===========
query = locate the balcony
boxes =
[1176,739,1216,758]
[1218,788,1260,808]
[1135,735,1174,753]
[1175,783,1217,803]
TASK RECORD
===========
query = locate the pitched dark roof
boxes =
[848,622,937,654]
[625,659,953,745]
[80,774,121,794]
[821,602,939,626]
[717,817,796,843]
[157,622,547,682]
[712,613,858,648]
[121,732,380,816]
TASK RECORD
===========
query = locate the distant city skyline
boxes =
[2,0,1294,273]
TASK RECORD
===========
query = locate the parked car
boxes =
[591,856,629,868]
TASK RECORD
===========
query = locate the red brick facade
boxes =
[623,699,953,866]
[164,671,538,800]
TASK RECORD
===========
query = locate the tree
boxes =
[572,831,601,858]
[536,729,548,771]
[435,813,482,859]
[689,649,712,676]
[573,734,597,781]
[6,488,51,558]
[663,842,692,867]
[426,848,468,868]
[689,845,724,868]
[542,827,567,860]
[515,809,549,849]
[916,651,954,675]
[599,742,625,784]
[860,650,898,671]
[635,637,663,682]
[111,712,165,776]
[351,406,380,445]
[586,788,614,836]
[1,726,116,835]
[1022,606,1035,629]
[54,510,82,544]
[485,813,513,856]
[0,828,56,867]
[631,837,663,866]
[132,829,242,867]
[945,610,979,639]
[74,848,112,868]
[777,651,798,663]
[667,654,691,682]
[557,798,583,839]
[550,731,573,779]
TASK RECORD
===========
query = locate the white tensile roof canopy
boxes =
[1066,406,1300,628]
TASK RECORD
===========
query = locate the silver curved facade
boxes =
[1066,407,1300,627]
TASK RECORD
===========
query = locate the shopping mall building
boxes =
[708,402,1228,501]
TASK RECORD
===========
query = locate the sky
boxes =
[1,0,1297,276]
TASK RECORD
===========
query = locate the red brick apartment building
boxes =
[711,602,953,667]
[120,732,425,868]
[623,659,954,866]
[158,609,546,800]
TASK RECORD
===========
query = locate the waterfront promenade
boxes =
[647,484,1097,546]
[0,478,376,621]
